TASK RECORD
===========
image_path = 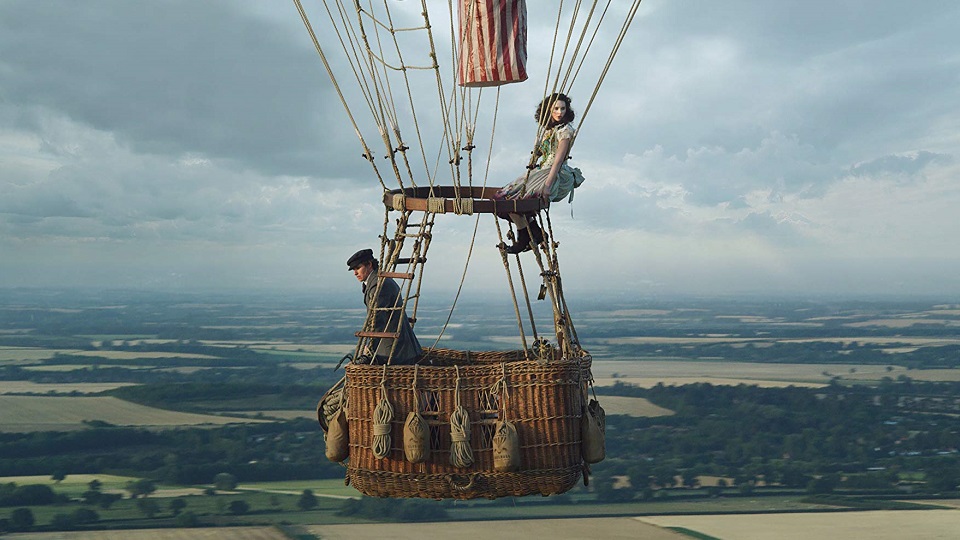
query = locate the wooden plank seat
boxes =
[383,186,549,215]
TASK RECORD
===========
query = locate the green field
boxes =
[0,395,268,432]
[239,479,359,499]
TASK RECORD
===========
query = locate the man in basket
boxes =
[347,248,423,365]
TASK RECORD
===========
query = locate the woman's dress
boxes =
[496,123,585,203]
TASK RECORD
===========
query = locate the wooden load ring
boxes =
[383,186,548,215]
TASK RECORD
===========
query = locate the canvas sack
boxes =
[403,411,431,463]
[581,398,605,464]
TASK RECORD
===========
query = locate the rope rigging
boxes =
[303,0,640,502]
[295,0,644,357]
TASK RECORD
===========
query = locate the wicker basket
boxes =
[342,347,592,499]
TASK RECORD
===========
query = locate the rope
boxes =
[301,0,643,362]
[569,1,613,89]
[352,2,410,191]
[449,365,475,467]
[429,89,501,349]
[544,211,582,348]
[494,218,531,361]
[411,364,421,410]
[294,0,389,191]
[427,197,446,214]
[373,1,436,189]
[550,0,584,94]
[372,365,394,459]
[391,193,406,211]
[452,195,473,215]
[578,0,645,134]
[491,362,510,421]
[405,210,434,325]
[512,233,540,341]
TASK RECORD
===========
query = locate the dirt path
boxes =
[307,517,687,540]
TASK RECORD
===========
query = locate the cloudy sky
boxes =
[2,1,959,299]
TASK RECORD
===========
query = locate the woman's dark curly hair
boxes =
[535,93,575,128]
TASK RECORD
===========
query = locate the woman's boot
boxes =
[529,220,544,247]
[505,225,531,254]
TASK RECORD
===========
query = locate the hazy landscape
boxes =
[2,288,960,538]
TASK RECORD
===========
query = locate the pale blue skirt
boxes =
[496,163,585,203]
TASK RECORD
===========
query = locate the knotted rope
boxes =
[372,365,394,459]
[449,365,475,467]
[490,363,511,417]
[452,194,473,215]
[391,193,406,211]
[427,197,446,214]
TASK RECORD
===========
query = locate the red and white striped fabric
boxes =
[458,0,528,87]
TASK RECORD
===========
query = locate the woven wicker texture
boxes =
[343,348,591,499]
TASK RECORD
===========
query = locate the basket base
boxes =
[346,466,583,500]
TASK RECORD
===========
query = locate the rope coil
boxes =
[449,365,475,467]
[452,195,474,215]
[372,365,394,459]
[427,197,447,214]
[391,193,406,210]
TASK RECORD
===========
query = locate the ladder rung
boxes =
[398,232,431,238]
[380,271,414,280]
[395,257,426,265]
[356,331,400,339]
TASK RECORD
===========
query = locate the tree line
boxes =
[589,380,960,499]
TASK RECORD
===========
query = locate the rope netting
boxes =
[294,0,644,192]
[294,0,643,357]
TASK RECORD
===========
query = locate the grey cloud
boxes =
[0,187,91,219]
[2,1,959,295]
[577,194,683,234]
[727,197,751,210]
[0,0,357,178]
[848,151,952,178]
[619,133,833,206]
[583,1,960,196]
[735,211,811,245]
[639,1,958,62]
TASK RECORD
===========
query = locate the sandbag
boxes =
[325,407,349,462]
[403,411,431,463]
[492,420,520,472]
[317,384,343,433]
[317,376,345,433]
[581,398,605,464]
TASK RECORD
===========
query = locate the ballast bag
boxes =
[317,377,345,433]
[581,398,606,464]
[492,420,520,472]
[403,411,431,463]
[325,407,349,462]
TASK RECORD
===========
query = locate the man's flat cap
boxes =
[347,248,375,270]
